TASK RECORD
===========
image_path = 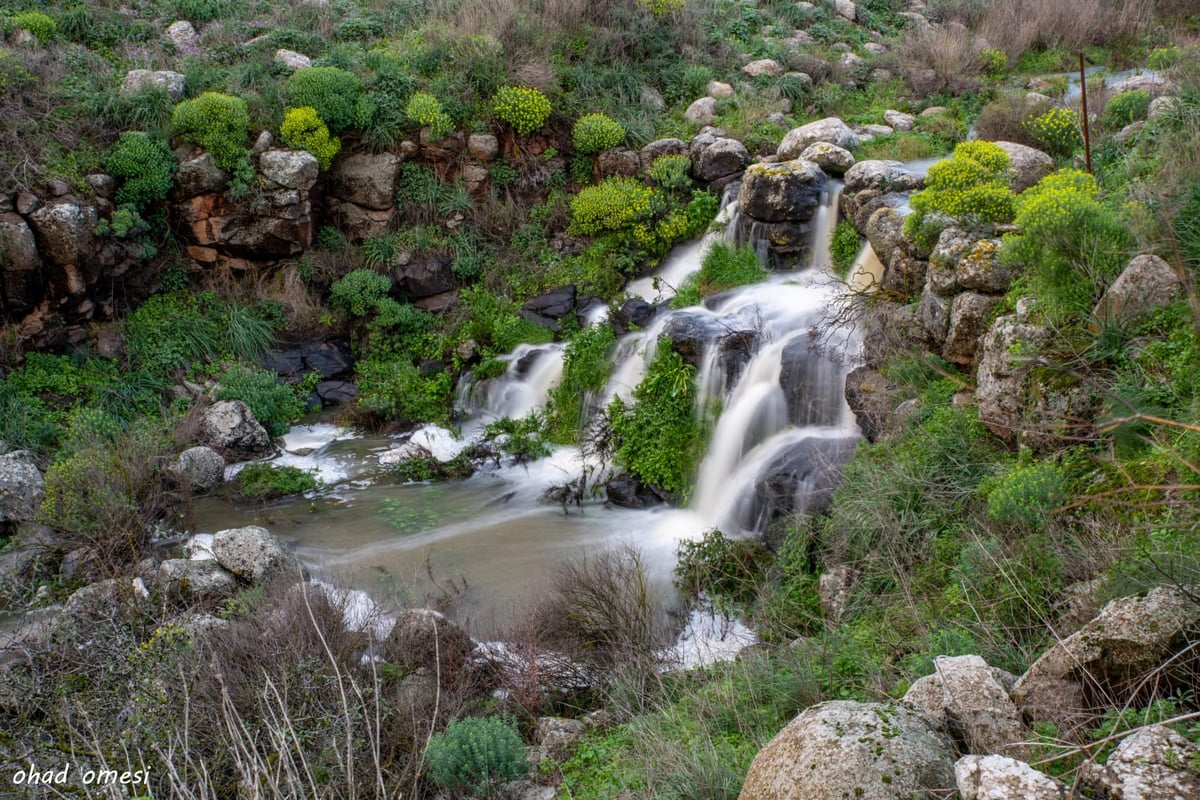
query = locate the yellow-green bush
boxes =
[280,106,340,170]
[568,176,658,236]
[1013,168,1098,237]
[904,140,1015,248]
[405,91,452,139]
[12,12,57,44]
[171,92,250,174]
[492,86,551,136]
[286,66,362,133]
[573,113,625,154]
[638,0,685,15]
[1024,107,1081,159]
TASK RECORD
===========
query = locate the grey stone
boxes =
[165,20,201,55]
[211,526,300,583]
[743,59,783,78]
[639,138,688,172]
[199,400,273,458]
[706,81,735,98]
[27,201,97,267]
[595,147,640,179]
[975,314,1050,445]
[274,48,312,71]
[330,152,403,210]
[0,451,44,523]
[777,117,859,159]
[684,97,719,126]
[173,446,225,492]
[1079,724,1200,800]
[121,69,186,100]
[157,558,239,600]
[798,142,854,175]
[738,160,827,223]
[259,149,320,191]
[944,292,1000,365]
[1093,254,1183,325]
[883,110,915,131]
[467,133,499,161]
[994,141,1054,194]
[956,755,1066,800]
[818,565,855,625]
[689,133,750,182]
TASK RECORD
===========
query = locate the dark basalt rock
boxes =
[521,285,577,320]
[612,298,659,336]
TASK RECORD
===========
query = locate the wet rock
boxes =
[330,152,403,211]
[595,147,641,179]
[612,298,659,335]
[121,69,186,100]
[1093,254,1183,325]
[902,655,1030,759]
[955,755,1066,800]
[316,381,358,406]
[738,160,826,223]
[777,117,859,159]
[211,526,301,583]
[994,142,1054,194]
[663,312,725,367]
[737,701,955,800]
[799,142,854,175]
[755,436,858,520]
[0,450,44,523]
[779,336,845,427]
[395,253,454,298]
[1012,586,1200,733]
[684,97,718,126]
[605,476,662,509]
[522,285,576,321]
[1079,724,1200,800]
[844,366,893,442]
[690,132,751,182]
[639,138,688,172]
[274,48,312,71]
[172,446,225,492]
[943,292,1000,365]
[717,329,759,391]
[199,400,274,458]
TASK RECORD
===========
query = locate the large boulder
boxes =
[521,285,577,321]
[743,59,783,78]
[1093,254,1183,325]
[395,253,454,298]
[753,436,858,520]
[172,446,225,492]
[684,97,718,126]
[330,152,404,211]
[174,151,229,198]
[737,160,827,223]
[211,526,301,583]
[27,201,97,267]
[663,312,726,367]
[595,147,641,179]
[384,608,475,676]
[799,142,854,175]
[199,400,274,458]
[841,160,923,230]
[1012,587,1200,733]
[737,701,956,800]
[955,755,1066,800]
[0,450,44,523]
[902,655,1030,759]
[121,69,186,100]
[689,131,750,183]
[639,138,688,172]
[157,558,239,600]
[1079,724,1200,800]
[467,133,499,161]
[612,297,659,336]
[165,20,202,55]
[777,118,859,159]
[993,142,1054,194]
[779,336,846,427]
[943,292,1000,365]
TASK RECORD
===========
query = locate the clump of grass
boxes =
[233,463,319,500]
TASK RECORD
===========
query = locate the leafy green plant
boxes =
[214,365,306,438]
[280,106,341,170]
[492,86,551,136]
[171,92,251,177]
[483,414,552,464]
[425,716,528,798]
[982,454,1066,527]
[830,219,861,278]
[647,155,692,194]
[573,113,625,154]
[330,269,392,318]
[286,67,362,133]
[672,242,765,306]
[405,91,453,139]
[104,133,175,210]
[904,140,1015,250]
[675,528,770,607]
[124,292,277,376]
[547,324,617,443]
[979,48,1007,79]
[569,177,658,236]
[234,463,319,500]
[12,12,57,44]
[1101,90,1151,128]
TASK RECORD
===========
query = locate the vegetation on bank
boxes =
[3,0,1200,798]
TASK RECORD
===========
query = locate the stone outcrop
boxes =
[736,160,827,265]
[0,450,44,523]
[975,313,1051,445]
[198,400,274,458]
[121,69,186,100]
[955,755,1066,800]
[902,655,1030,759]
[684,97,718,126]
[1011,586,1200,733]
[157,558,239,600]
[738,701,956,800]
[210,525,301,583]
[330,152,404,212]
[0,212,45,315]
[1079,724,1200,800]
[841,160,923,231]
[798,142,854,175]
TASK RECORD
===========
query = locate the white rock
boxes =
[956,755,1066,800]
[685,97,719,126]
[121,69,186,100]
[165,20,201,55]
[274,48,312,71]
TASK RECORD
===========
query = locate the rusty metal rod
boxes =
[1080,52,1092,173]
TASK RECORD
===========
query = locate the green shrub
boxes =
[103,132,175,210]
[124,292,277,376]
[610,343,704,499]
[547,324,617,443]
[1101,90,1151,128]
[426,716,528,798]
[637,0,685,14]
[483,414,552,464]
[569,177,658,236]
[647,155,692,193]
[286,67,362,133]
[979,48,1007,78]
[280,107,340,170]
[171,92,251,175]
[904,140,1015,249]
[234,463,319,500]
[405,91,452,139]
[12,12,57,44]
[830,219,861,278]
[675,528,770,607]
[356,358,452,424]
[1024,107,1082,159]
[573,113,625,154]
[673,242,765,306]
[214,365,305,438]
[983,456,1066,527]
[330,269,392,317]
[492,86,551,136]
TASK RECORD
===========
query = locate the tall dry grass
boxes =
[980,0,1155,60]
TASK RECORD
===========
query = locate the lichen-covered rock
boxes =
[273,48,311,71]
[818,565,855,625]
[211,526,300,583]
[975,314,1050,445]
[799,142,854,175]
[993,142,1054,194]
[0,450,44,523]
[883,109,915,131]
[844,366,893,442]
[918,282,952,348]
[1093,254,1183,325]
[199,400,273,458]
[467,133,500,161]
[1079,724,1200,800]
[684,96,718,126]
[690,132,750,182]
[737,160,827,223]
[743,59,783,78]
[0,212,44,312]
[956,755,1066,800]
[777,117,859,159]
[174,151,229,198]
[902,655,1030,759]
[172,446,225,492]
[955,238,1012,293]
[165,20,201,55]
[27,201,97,267]
[639,138,688,172]
[258,149,319,192]
[927,226,976,296]
[535,716,587,759]
[121,69,186,99]
[595,147,640,179]
[329,152,403,211]
[1012,587,1200,733]
[842,160,923,229]
[944,292,1000,365]
[737,701,956,800]
[157,558,239,600]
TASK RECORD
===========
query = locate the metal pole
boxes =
[1080,52,1092,174]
